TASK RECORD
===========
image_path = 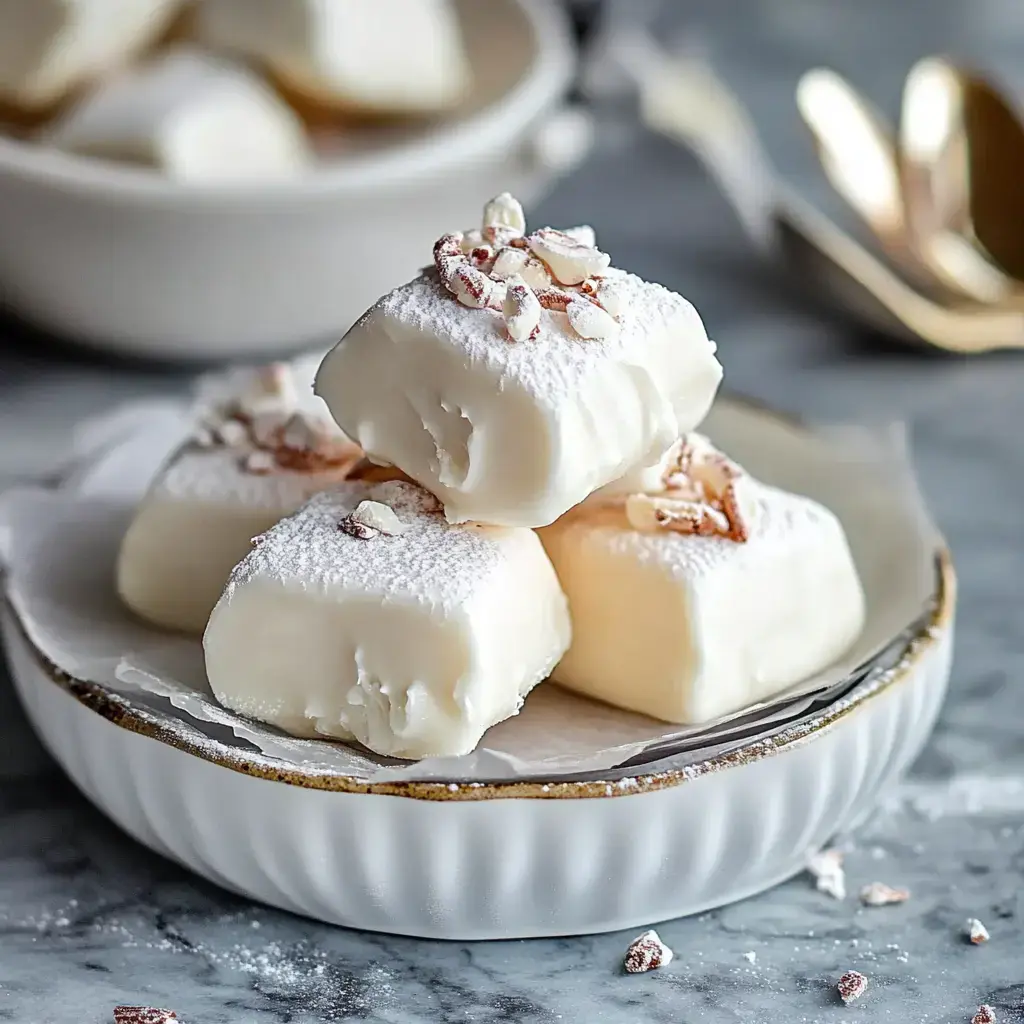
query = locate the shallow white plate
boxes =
[1,398,955,939]
[0,0,582,359]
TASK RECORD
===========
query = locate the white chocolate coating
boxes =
[117,359,359,634]
[43,48,312,179]
[0,0,181,111]
[196,0,471,115]
[316,269,722,528]
[539,479,866,725]
[204,481,571,760]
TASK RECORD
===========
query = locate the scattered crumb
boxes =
[807,848,846,900]
[743,951,757,964]
[972,1006,996,1024]
[837,970,868,1005]
[623,930,673,974]
[113,1009,177,1024]
[967,918,990,945]
[859,882,910,907]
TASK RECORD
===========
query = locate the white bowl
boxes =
[0,0,581,360]
[0,397,955,940]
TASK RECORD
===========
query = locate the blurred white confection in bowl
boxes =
[0,0,586,360]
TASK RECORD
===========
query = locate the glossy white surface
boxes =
[0,0,581,359]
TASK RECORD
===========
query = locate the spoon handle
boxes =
[605,27,779,251]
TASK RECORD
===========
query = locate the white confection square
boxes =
[539,479,866,724]
[43,48,312,179]
[0,0,181,110]
[316,268,723,528]
[196,0,471,114]
[204,480,571,759]
[117,360,360,634]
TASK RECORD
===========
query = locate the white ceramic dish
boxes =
[0,398,955,940]
[0,0,582,360]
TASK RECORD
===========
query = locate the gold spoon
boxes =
[898,56,1019,304]
[795,69,926,284]
[798,64,1014,304]
[605,28,1024,352]
[955,64,1024,283]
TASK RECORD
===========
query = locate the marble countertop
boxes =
[3,3,1024,1021]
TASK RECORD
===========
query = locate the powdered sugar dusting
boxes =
[224,480,517,613]
[153,446,355,512]
[562,479,844,585]
[372,267,708,407]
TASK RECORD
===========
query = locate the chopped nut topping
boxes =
[433,195,622,341]
[520,257,552,291]
[338,519,378,540]
[972,1005,997,1024]
[483,191,526,236]
[807,848,846,900]
[113,1009,177,1024]
[624,435,749,543]
[197,380,361,477]
[503,275,542,342]
[837,970,868,1004]
[859,882,910,907]
[490,246,530,280]
[967,918,990,944]
[566,292,620,340]
[348,500,409,537]
[528,226,611,285]
[623,930,674,974]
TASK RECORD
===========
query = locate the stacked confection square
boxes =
[118,193,866,760]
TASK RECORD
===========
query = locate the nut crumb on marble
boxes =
[742,950,757,964]
[859,881,910,906]
[113,1009,177,1024]
[837,970,868,1004]
[807,848,846,900]
[967,918,990,944]
[623,930,674,974]
[972,1005,997,1024]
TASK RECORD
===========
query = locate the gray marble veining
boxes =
[3,1,1024,1020]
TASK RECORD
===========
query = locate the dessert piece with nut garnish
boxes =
[315,193,723,528]
[195,0,471,118]
[117,358,362,634]
[203,480,570,759]
[538,434,865,724]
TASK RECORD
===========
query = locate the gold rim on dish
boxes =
[4,550,953,802]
